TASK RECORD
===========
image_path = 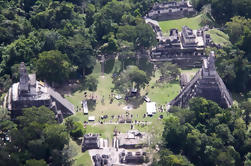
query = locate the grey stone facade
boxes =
[119,151,145,164]
[147,1,196,21]
[168,51,233,108]
[82,134,100,152]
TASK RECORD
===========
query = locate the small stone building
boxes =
[92,154,109,166]
[82,134,100,152]
[180,74,189,88]
[116,130,146,149]
[119,151,145,164]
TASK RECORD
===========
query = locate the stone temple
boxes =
[5,62,75,122]
[168,51,233,108]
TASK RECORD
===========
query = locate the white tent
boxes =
[82,100,88,114]
[146,102,157,116]
[88,116,95,121]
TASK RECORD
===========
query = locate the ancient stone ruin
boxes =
[150,26,212,68]
[119,151,146,164]
[168,51,233,108]
[115,130,147,149]
[82,134,100,152]
[147,0,196,21]
[92,154,109,166]
[5,62,75,122]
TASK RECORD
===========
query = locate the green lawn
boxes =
[206,29,232,47]
[181,68,200,80]
[73,152,93,166]
[68,139,93,166]
[159,14,203,33]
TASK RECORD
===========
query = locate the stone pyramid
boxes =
[168,51,233,108]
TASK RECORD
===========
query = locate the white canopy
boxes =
[146,102,157,116]
[82,100,88,114]
[88,116,95,121]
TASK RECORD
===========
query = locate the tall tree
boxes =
[36,50,72,84]
[157,62,180,83]
[113,65,149,94]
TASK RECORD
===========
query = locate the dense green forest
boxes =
[0,0,156,90]
[0,106,85,165]
[0,0,251,165]
[152,98,251,166]
[0,0,250,94]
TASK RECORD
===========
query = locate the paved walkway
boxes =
[88,121,152,126]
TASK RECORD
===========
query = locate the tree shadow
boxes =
[126,95,144,109]
[86,99,97,111]
[121,57,154,77]
[138,58,154,77]
[104,58,115,74]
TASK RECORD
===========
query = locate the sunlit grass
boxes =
[159,14,203,33]
[206,29,232,47]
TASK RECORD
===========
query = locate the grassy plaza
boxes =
[64,59,199,165]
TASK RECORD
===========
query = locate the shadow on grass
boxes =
[87,99,97,111]
[155,80,180,88]
[138,58,154,77]
[126,95,144,109]
[68,78,98,95]
[122,57,154,77]
[74,138,83,146]
[104,58,115,74]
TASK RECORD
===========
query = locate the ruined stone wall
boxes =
[149,9,196,21]
[151,47,206,68]
[169,69,201,107]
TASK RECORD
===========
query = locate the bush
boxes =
[25,159,47,166]
[70,121,85,139]
[84,74,98,91]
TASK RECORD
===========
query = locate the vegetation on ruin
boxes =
[206,29,232,47]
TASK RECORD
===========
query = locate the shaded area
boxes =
[104,58,115,74]
[87,99,97,111]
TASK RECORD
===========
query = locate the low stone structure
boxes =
[180,74,189,88]
[115,130,147,149]
[168,51,233,108]
[82,134,100,152]
[147,0,196,21]
[118,115,132,123]
[119,151,146,164]
[92,154,109,166]
[5,62,75,121]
